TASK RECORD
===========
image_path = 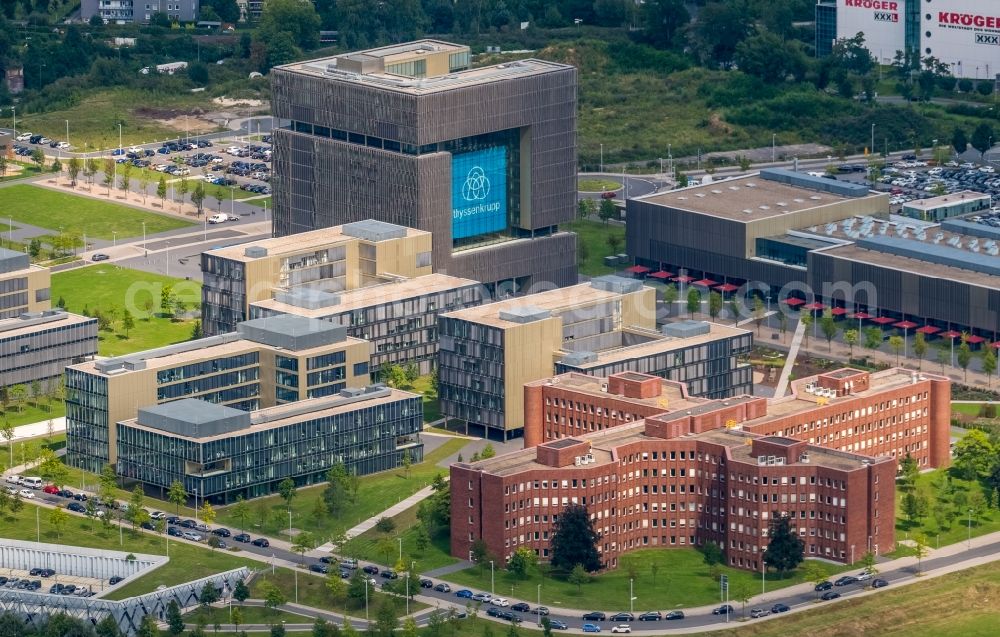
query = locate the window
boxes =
[354,362,369,377]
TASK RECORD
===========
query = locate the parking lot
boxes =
[0,568,114,598]
[870,157,998,209]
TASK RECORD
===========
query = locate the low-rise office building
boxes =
[201,220,434,337]
[0,310,97,391]
[249,272,484,376]
[900,191,991,222]
[627,169,1000,336]
[438,277,751,440]
[1,247,50,320]
[116,385,423,502]
[66,314,370,473]
[453,367,950,571]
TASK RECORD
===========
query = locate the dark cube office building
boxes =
[270,40,579,292]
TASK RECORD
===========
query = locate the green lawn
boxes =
[215,438,466,540]
[348,501,457,572]
[0,432,65,474]
[564,219,625,277]
[697,560,1000,636]
[0,502,256,599]
[578,179,621,192]
[0,399,64,430]
[244,196,272,209]
[15,89,222,151]
[407,374,440,423]
[446,548,849,611]
[0,185,193,240]
[52,265,202,356]
[185,605,308,626]
[894,469,1000,548]
[950,402,998,417]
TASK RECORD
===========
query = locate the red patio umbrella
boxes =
[648,271,673,280]
[870,317,896,325]
[624,265,651,274]
[894,321,919,330]
[851,312,871,320]
[992,341,1000,349]
[965,335,986,344]
[783,298,806,307]
[803,302,826,311]
[829,307,849,316]
[915,325,941,335]
[940,330,963,339]
[692,278,718,287]
[672,275,694,283]
[714,283,739,293]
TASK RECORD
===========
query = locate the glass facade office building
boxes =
[116,389,423,502]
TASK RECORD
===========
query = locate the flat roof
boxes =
[902,190,990,210]
[635,173,884,222]
[122,387,419,442]
[571,323,749,368]
[0,311,93,339]
[252,273,480,317]
[815,242,1000,290]
[279,56,571,96]
[525,372,708,413]
[441,282,641,329]
[205,224,428,262]
[338,40,467,61]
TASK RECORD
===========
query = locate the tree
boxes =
[30,147,45,169]
[231,607,244,635]
[662,284,678,315]
[708,291,723,321]
[888,335,905,365]
[191,181,207,216]
[480,444,496,460]
[507,546,537,580]
[326,566,346,600]
[606,234,622,254]
[801,561,829,599]
[137,614,160,637]
[178,177,189,211]
[577,198,596,220]
[119,162,132,192]
[983,346,997,387]
[952,429,995,480]
[733,581,754,619]
[375,599,398,637]
[550,503,602,572]
[8,384,26,412]
[166,599,184,635]
[157,176,168,209]
[971,123,996,157]
[67,157,81,186]
[912,533,930,574]
[686,287,701,318]
[957,340,973,382]
[168,480,187,514]
[139,171,150,204]
[233,579,250,604]
[120,308,135,339]
[952,128,968,154]
[864,326,883,351]
[37,448,69,487]
[200,501,217,527]
[49,506,69,538]
[913,332,928,370]
[198,581,220,607]
[700,541,723,567]
[375,516,396,534]
[844,329,859,358]
[381,364,407,388]
[820,310,838,351]
[567,563,589,592]
[764,514,804,578]
[860,551,878,579]
[262,581,287,613]
[99,463,118,508]
[291,531,318,564]
[899,453,920,489]
[272,625,287,637]
[102,158,115,195]
[323,461,356,515]
[278,477,297,510]
[96,614,125,637]
[752,296,765,336]
[377,537,397,564]
[190,320,203,340]
[413,524,430,553]
[84,158,99,186]
[161,285,175,317]
[259,0,321,49]
[734,30,806,84]
[902,489,929,524]
[598,198,617,224]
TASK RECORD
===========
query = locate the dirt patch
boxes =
[212,96,266,109]
[132,107,219,135]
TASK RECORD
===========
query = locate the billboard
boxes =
[451,146,508,240]
[923,1,1000,77]
[836,0,905,65]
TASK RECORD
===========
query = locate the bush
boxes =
[977,81,995,96]
[979,403,998,419]
[958,78,974,93]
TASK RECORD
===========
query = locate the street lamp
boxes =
[968,508,973,548]
[761,547,767,597]
[404,572,410,615]
[629,578,636,614]
[537,584,541,616]
[10,106,15,136]
[398,537,403,562]
[871,123,875,156]
[142,221,146,256]
[600,143,603,173]
[772,134,776,162]
[489,560,495,595]
[364,578,369,621]
[851,544,855,565]
[288,510,292,538]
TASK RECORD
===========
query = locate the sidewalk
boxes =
[7,417,66,443]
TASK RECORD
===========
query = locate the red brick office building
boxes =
[451,368,950,571]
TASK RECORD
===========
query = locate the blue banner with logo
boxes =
[451,146,508,240]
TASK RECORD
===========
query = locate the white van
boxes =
[21,477,44,489]
[4,474,21,485]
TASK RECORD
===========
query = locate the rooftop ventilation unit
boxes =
[916,231,927,241]
[746,182,757,188]
[729,186,740,191]
[793,198,805,203]
[743,209,753,214]
[711,189,723,194]
[799,453,811,463]
[677,196,687,200]
[759,205,770,210]
[695,193,706,198]
[776,202,787,207]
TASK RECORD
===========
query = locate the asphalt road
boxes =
[578,173,665,201]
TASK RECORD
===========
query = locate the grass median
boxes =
[564,219,625,277]
[0,185,193,240]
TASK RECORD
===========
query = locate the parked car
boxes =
[434,583,451,593]
[834,575,859,587]
[510,603,530,612]
[814,581,833,591]
[821,591,841,601]
[530,607,550,616]
[855,570,874,582]
[471,592,492,602]
[486,607,503,618]
[18,489,34,499]
[750,608,771,619]
[637,612,661,621]
[664,611,684,621]
[609,613,633,623]
[770,603,790,613]
[91,253,110,262]
[42,485,60,494]
[109,576,124,585]
[491,598,510,607]
[582,624,601,633]
[711,605,734,615]
[362,565,380,575]
[454,589,473,599]
[233,533,251,543]
[179,519,197,528]
[165,515,181,524]
[420,579,434,589]
[211,528,231,537]
[610,626,631,634]
[871,578,890,588]
[549,620,568,630]
[582,612,606,622]
[182,532,202,541]
[340,558,358,569]
[167,527,183,537]
[67,502,86,513]
[380,570,398,579]
[600,191,616,199]
[251,538,269,547]
[309,564,329,574]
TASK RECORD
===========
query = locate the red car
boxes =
[600,191,617,199]
[42,485,60,495]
